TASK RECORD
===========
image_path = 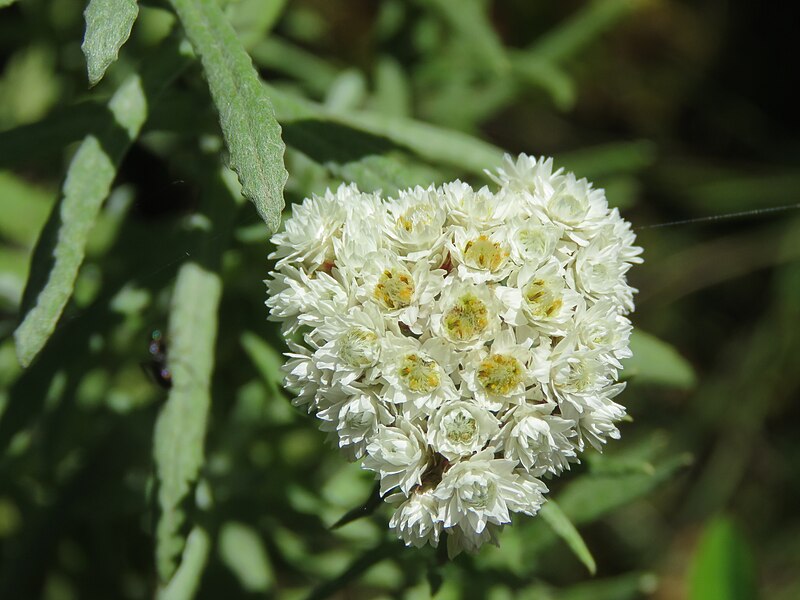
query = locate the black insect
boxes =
[141,329,172,389]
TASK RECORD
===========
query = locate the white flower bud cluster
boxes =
[266,154,642,556]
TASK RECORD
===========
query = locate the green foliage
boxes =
[0,1,796,599]
[624,330,697,389]
[168,0,287,233]
[689,516,758,600]
[153,262,222,582]
[81,0,140,86]
[156,527,212,600]
[218,521,274,592]
[13,76,144,367]
[539,500,596,575]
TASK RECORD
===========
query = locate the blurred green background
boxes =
[1,0,799,598]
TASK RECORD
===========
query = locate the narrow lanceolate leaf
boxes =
[155,527,212,600]
[82,0,139,86]
[154,262,222,582]
[13,75,145,368]
[169,0,287,232]
[539,500,597,575]
[264,84,505,177]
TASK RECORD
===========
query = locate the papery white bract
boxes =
[266,156,642,555]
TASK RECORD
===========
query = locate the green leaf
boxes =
[558,452,692,526]
[12,43,189,368]
[509,53,576,110]
[169,0,287,232]
[623,330,697,389]
[329,154,446,197]
[324,69,368,112]
[373,57,411,117]
[265,85,505,176]
[0,45,60,126]
[539,500,597,575]
[689,516,758,600]
[0,0,18,8]
[13,77,142,368]
[281,119,446,194]
[0,171,54,247]
[240,330,285,396]
[154,262,222,581]
[250,37,338,96]
[218,522,275,593]
[526,0,643,65]
[81,0,140,86]
[227,0,287,49]
[155,527,211,600]
[559,572,658,600]
[422,0,509,74]
[335,108,504,175]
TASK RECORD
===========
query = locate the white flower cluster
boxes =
[266,154,642,556]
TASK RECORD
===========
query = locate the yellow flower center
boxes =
[397,204,435,233]
[399,353,441,393]
[463,235,508,271]
[477,353,524,396]
[374,268,415,309]
[443,293,489,341]
[523,279,562,318]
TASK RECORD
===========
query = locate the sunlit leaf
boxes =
[539,500,597,575]
[240,330,284,396]
[0,45,60,126]
[155,527,211,600]
[0,171,54,247]
[623,330,696,389]
[154,262,222,581]
[324,69,368,112]
[218,522,274,593]
[373,56,411,117]
[13,76,142,368]
[81,0,140,86]
[169,0,287,232]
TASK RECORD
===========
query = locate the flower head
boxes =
[266,153,641,553]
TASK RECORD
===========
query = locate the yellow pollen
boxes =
[523,279,562,319]
[399,353,440,393]
[374,268,415,309]
[443,293,489,341]
[396,205,434,233]
[463,235,508,271]
[477,354,524,395]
